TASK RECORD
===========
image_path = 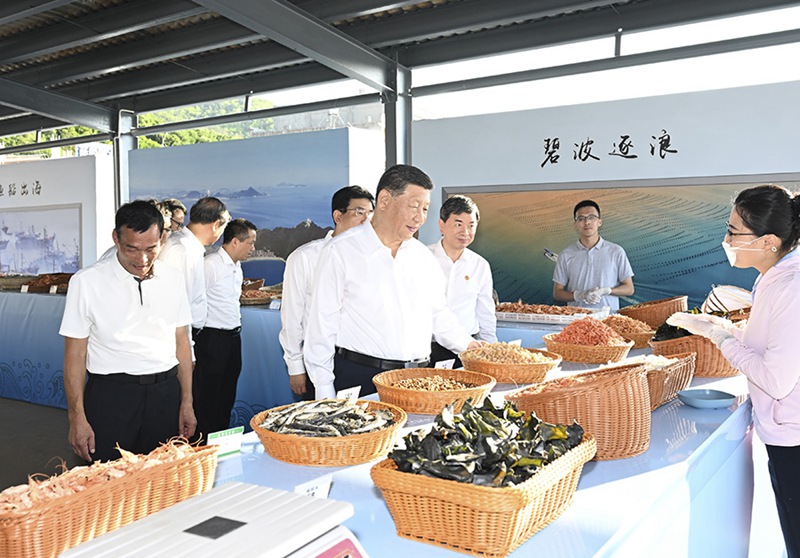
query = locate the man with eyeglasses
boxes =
[552,199,634,312]
[303,165,481,400]
[60,200,195,462]
[279,185,375,398]
[158,196,230,339]
[163,198,187,233]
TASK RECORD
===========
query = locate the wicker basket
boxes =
[371,434,596,558]
[617,295,689,329]
[373,368,496,415]
[649,335,739,378]
[0,445,218,558]
[506,364,650,460]
[645,352,696,411]
[459,348,562,384]
[250,400,407,466]
[619,330,655,349]
[542,333,633,364]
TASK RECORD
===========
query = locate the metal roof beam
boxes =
[0,0,208,65]
[0,77,114,132]
[193,0,406,94]
[0,0,74,27]
[5,19,260,86]
[293,0,425,21]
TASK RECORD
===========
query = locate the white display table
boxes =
[214,372,753,557]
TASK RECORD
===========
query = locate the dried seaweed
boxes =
[390,399,583,487]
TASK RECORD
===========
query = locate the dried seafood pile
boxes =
[462,342,555,364]
[390,399,584,487]
[603,314,652,334]
[258,399,395,437]
[0,439,198,513]
[551,317,628,346]
[392,376,475,391]
[496,301,593,315]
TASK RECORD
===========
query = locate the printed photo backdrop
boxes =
[455,182,765,309]
[0,205,81,275]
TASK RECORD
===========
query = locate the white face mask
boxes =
[721,236,764,267]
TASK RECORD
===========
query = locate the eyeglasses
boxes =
[725,222,757,237]
[343,207,374,217]
[574,215,600,223]
[170,218,184,229]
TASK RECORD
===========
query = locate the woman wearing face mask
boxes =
[668,184,800,557]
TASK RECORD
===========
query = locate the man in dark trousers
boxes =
[60,200,195,462]
[193,218,257,439]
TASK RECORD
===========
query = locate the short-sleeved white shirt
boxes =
[59,256,192,375]
[552,237,633,312]
[158,227,207,329]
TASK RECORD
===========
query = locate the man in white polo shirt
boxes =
[158,196,230,337]
[553,199,634,312]
[279,185,375,398]
[303,165,482,400]
[428,195,497,367]
[193,218,257,439]
[60,200,195,462]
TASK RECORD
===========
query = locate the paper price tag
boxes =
[20,285,29,293]
[434,359,455,369]
[269,300,281,310]
[49,285,58,294]
[336,386,360,401]
[294,474,332,499]
[206,426,244,458]
[508,339,522,347]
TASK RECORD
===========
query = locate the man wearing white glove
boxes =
[666,312,739,348]
[553,200,634,312]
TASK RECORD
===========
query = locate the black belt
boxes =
[91,366,178,385]
[335,347,429,370]
[203,326,242,335]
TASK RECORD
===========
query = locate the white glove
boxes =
[586,287,612,304]
[573,290,593,305]
[666,312,735,347]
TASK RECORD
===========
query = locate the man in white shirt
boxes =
[60,200,195,462]
[428,195,497,367]
[553,200,634,312]
[279,186,375,398]
[163,198,187,233]
[158,196,230,335]
[193,218,257,440]
[303,165,482,400]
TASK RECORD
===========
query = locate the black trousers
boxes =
[84,369,180,462]
[193,327,242,441]
[332,353,380,398]
[766,444,800,558]
[430,341,463,369]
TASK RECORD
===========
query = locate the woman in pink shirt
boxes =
[669,184,800,557]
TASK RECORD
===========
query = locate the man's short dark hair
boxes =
[115,200,165,237]
[332,185,375,214]
[573,199,601,218]
[163,198,187,214]
[440,195,479,222]
[223,218,257,245]
[376,164,434,197]
[189,197,228,224]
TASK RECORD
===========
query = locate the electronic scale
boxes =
[61,482,369,558]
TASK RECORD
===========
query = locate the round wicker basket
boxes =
[649,335,739,378]
[620,330,655,349]
[542,333,633,364]
[617,295,688,329]
[459,348,562,384]
[506,364,650,460]
[249,400,407,466]
[373,368,496,414]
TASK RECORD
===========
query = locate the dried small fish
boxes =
[259,399,395,437]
